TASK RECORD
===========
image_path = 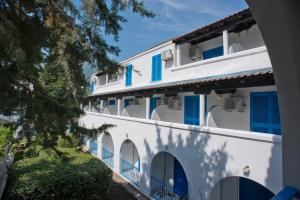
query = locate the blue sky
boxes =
[112,0,248,62]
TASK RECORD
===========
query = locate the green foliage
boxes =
[0,126,13,157]
[0,0,153,144]
[57,135,80,148]
[4,148,112,200]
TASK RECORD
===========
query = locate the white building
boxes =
[80,9,282,200]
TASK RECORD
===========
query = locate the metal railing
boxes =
[102,148,114,167]
[271,186,299,200]
[88,140,98,156]
[151,176,188,200]
[120,159,140,186]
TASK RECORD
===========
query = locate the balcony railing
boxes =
[151,176,188,200]
[88,140,98,156]
[102,148,114,168]
[120,159,140,186]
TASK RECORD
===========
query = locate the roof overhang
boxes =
[172,9,255,45]
[89,68,274,99]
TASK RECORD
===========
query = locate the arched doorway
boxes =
[210,176,274,200]
[101,133,114,167]
[150,151,189,200]
[120,139,140,186]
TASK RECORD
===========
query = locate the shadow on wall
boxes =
[141,123,230,199]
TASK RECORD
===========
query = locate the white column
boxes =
[117,98,122,116]
[88,101,91,112]
[105,74,109,84]
[80,103,83,110]
[176,44,181,66]
[173,45,178,67]
[199,95,205,126]
[100,100,104,110]
[223,30,229,55]
[145,96,151,119]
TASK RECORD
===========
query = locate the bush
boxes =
[56,135,80,148]
[4,148,112,200]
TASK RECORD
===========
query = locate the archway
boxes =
[210,176,274,200]
[119,139,140,186]
[101,133,114,167]
[150,151,189,200]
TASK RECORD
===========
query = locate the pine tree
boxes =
[0,0,154,146]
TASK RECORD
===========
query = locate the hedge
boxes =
[4,148,112,200]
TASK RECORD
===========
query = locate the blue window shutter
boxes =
[150,97,160,117]
[151,54,162,81]
[126,64,132,86]
[184,96,200,125]
[90,81,94,93]
[250,92,281,135]
[203,46,224,60]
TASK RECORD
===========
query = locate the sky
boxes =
[84,0,248,76]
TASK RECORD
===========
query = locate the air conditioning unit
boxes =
[223,96,245,112]
[162,49,173,61]
[168,97,181,110]
[133,98,142,105]
[189,45,202,60]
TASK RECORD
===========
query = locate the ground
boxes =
[107,172,149,200]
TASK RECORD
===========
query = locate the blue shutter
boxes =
[124,99,133,108]
[126,64,132,86]
[173,158,188,196]
[150,97,160,117]
[203,46,224,60]
[90,81,94,93]
[250,92,281,135]
[151,54,162,82]
[184,96,200,125]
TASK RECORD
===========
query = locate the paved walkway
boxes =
[107,172,149,200]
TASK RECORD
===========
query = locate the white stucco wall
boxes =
[80,113,282,200]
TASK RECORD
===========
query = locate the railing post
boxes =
[223,30,229,55]
[145,96,151,119]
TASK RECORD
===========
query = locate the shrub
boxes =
[4,148,112,200]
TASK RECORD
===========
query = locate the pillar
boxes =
[145,96,151,119]
[117,97,122,116]
[223,30,229,55]
[88,101,91,112]
[199,95,205,126]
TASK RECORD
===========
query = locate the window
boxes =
[203,46,224,60]
[184,96,200,125]
[151,54,162,82]
[124,99,133,108]
[125,64,132,86]
[108,99,116,106]
[250,91,281,135]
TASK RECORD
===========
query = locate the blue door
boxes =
[151,54,162,82]
[250,92,281,134]
[184,96,200,125]
[203,46,224,60]
[173,158,188,196]
[150,97,160,117]
[124,99,133,108]
[125,64,132,86]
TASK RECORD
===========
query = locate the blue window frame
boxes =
[124,99,133,108]
[125,64,132,86]
[203,46,224,60]
[108,99,116,106]
[250,91,281,135]
[184,96,200,125]
[90,81,95,93]
[151,54,162,82]
[150,97,160,117]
